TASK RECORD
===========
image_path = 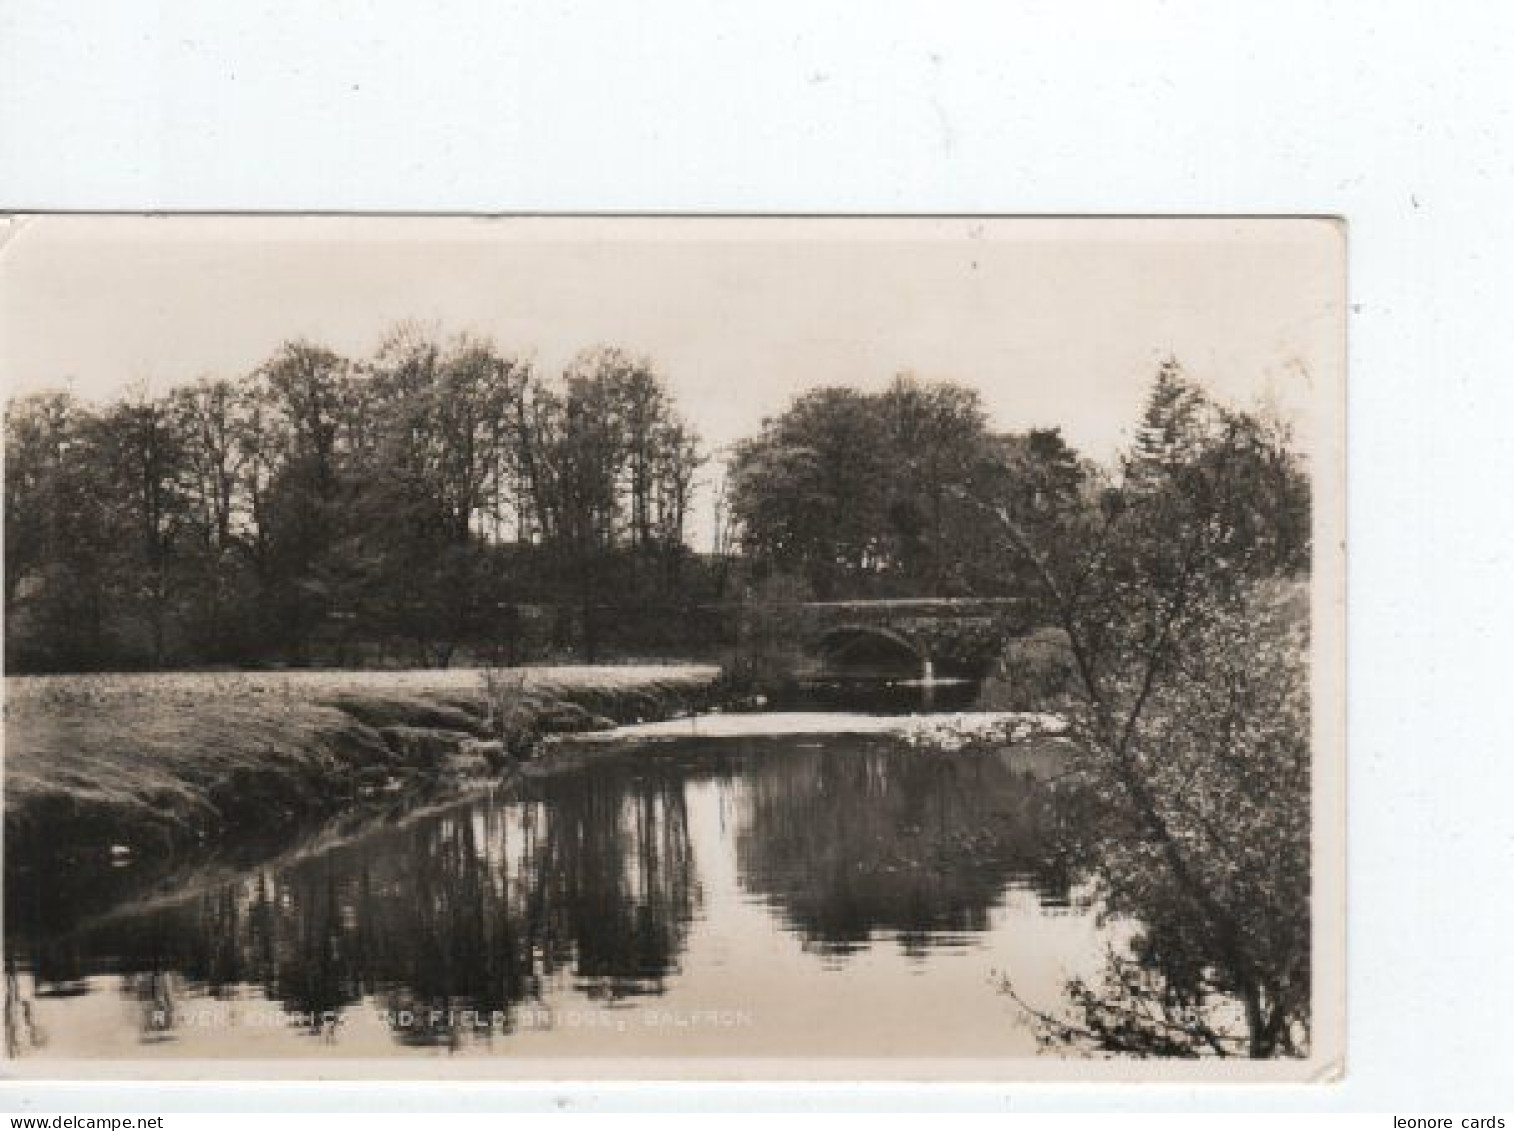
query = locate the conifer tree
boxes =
[1125,358,1211,486]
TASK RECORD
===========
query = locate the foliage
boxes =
[722,570,814,692]
[981,627,1082,711]
[4,330,706,671]
[1045,583,1310,1058]
[982,361,1313,1058]
[728,376,1007,597]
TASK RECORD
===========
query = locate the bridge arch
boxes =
[812,624,927,680]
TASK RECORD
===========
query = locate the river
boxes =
[5,726,1122,1063]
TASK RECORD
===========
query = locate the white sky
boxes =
[1,216,1342,534]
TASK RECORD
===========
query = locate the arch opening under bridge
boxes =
[812,624,929,681]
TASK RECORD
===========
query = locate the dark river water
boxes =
[5,731,1118,1062]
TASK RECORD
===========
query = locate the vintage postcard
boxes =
[0,215,1344,1080]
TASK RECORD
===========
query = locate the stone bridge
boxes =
[791,598,1029,680]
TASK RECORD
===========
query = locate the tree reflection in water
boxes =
[6,738,1079,1054]
[6,757,698,1049]
[733,738,1072,957]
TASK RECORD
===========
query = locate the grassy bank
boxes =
[4,665,718,860]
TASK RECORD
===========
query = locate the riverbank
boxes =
[3,666,719,861]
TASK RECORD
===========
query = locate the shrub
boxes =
[977,627,1081,711]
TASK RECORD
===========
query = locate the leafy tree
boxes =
[729,376,1023,598]
[4,393,115,669]
[166,378,260,659]
[4,393,79,607]
[876,375,989,589]
[962,426,1091,605]
[91,388,191,666]
[982,364,1312,1058]
[250,342,355,661]
[516,349,701,658]
[730,386,911,595]
[347,328,531,664]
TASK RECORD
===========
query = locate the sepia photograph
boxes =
[1,215,1344,1080]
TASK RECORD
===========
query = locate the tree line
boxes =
[5,328,703,671]
[6,338,1308,676]
[727,365,1308,604]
